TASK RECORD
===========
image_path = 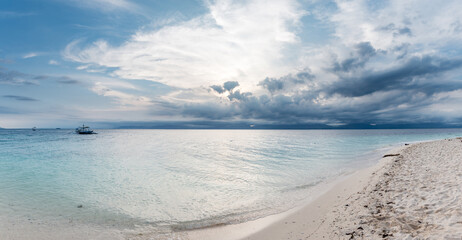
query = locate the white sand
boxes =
[3,138,462,239]
[324,138,462,239]
[239,138,462,239]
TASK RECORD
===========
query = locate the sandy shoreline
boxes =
[190,138,462,239]
[186,145,399,240]
[3,138,462,239]
[238,147,400,240]
[242,138,462,239]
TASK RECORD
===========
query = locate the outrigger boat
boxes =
[75,124,96,134]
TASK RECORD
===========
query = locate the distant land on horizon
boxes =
[94,121,462,130]
[2,122,462,130]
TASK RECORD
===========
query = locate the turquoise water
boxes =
[1,129,462,231]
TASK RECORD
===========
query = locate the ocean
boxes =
[1,129,462,233]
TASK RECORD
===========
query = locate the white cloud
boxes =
[63,0,305,90]
[329,0,462,53]
[295,0,462,92]
[76,64,107,73]
[61,0,462,124]
[49,60,59,65]
[23,52,39,59]
[91,82,152,107]
[76,65,90,70]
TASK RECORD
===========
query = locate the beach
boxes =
[4,0,462,238]
[2,136,462,239]
[242,138,462,239]
[189,138,462,239]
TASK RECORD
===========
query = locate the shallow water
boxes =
[1,129,461,230]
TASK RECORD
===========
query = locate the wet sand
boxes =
[239,138,462,239]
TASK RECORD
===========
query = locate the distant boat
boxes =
[75,125,96,134]
[32,127,37,131]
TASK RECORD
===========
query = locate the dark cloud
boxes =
[379,23,396,31]
[178,85,444,126]
[396,27,412,36]
[176,51,462,126]
[33,75,81,84]
[210,81,239,94]
[378,23,413,37]
[329,56,462,97]
[223,81,239,91]
[258,78,284,93]
[332,42,376,72]
[3,95,38,101]
[228,90,252,101]
[393,43,410,59]
[258,70,315,93]
[210,84,225,94]
[356,42,376,58]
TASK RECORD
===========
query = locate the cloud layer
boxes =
[64,0,305,89]
[62,0,462,126]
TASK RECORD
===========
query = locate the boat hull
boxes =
[75,125,97,134]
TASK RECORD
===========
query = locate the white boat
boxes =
[32,127,37,131]
[75,124,96,134]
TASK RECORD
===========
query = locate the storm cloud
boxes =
[332,42,377,73]
[179,52,462,126]
[258,70,315,93]
[210,85,225,94]
[329,56,462,97]
[223,81,239,91]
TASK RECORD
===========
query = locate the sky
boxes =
[1,0,462,128]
